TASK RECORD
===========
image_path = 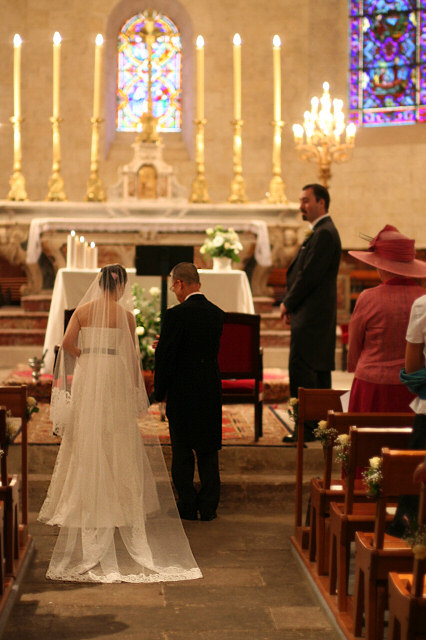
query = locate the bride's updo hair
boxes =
[99,264,128,293]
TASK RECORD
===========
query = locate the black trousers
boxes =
[169,429,220,518]
[289,348,332,440]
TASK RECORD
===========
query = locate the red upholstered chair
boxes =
[218,312,263,441]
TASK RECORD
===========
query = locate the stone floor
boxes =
[4,509,342,640]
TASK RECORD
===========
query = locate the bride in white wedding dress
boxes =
[39,264,202,583]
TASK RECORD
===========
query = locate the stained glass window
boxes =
[117,12,182,132]
[349,1,426,126]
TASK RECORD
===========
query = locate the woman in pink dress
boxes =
[347,225,426,412]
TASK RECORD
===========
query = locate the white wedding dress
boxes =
[39,326,202,583]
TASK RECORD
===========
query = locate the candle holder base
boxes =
[85,172,106,202]
[7,171,28,201]
[267,175,288,204]
[228,174,248,204]
[47,172,67,202]
[189,174,210,203]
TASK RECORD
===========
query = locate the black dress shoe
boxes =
[177,507,198,521]
[199,513,217,521]
[283,434,296,443]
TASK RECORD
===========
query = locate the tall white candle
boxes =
[76,235,87,269]
[66,230,77,268]
[86,241,98,269]
[272,35,281,122]
[196,35,204,120]
[13,34,22,120]
[233,33,242,121]
[93,34,103,120]
[52,32,62,119]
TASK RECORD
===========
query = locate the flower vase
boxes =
[212,257,232,272]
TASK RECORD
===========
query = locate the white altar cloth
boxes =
[26,216,272,267]
[42,267,255,374]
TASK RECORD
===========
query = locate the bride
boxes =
[39,264,202,583]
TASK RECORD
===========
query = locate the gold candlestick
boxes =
[267,35,287,204]
[8,33,28,201]
[190,119,210,203]
[47,32,66,201]
[190,35,210,203]
[228,119,248,203]
[228,34,247,203]
[292,82,356,189]
[86,34,106,202]
[47,115,67,201]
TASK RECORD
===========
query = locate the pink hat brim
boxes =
[348,250,426,278]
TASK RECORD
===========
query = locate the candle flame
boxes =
[346,122,356,138]
[95,34,103,47]
[273,35,281,48]
[53,31,62,46]
[233,33,242,46]
[13,34,22,48]
[71,230,76,236]
[322,81,330,92]
[79,236,85,243]
[90,241,96,248]
[196,35,204,49]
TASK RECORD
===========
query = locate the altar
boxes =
[42,267,255,373]
[0,200,301,298]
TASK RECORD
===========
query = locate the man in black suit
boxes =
[154,262,225,521]
[280,183,341,443]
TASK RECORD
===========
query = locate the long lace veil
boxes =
[40,264,201,583]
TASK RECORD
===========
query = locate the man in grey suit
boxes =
[280,183,341,443]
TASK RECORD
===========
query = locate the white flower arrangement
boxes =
[362,455,383,498]
[313,419,338,446]
[200,226,243,262]
[131,284,161,372]
[335,433,351,470]
[287,397,299,424]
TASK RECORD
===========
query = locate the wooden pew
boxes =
[0,385,29,545]
[328,427,413,612]
[0,406,20,577]
[309,411,414,575]
[293,388,347,550]
[388,482,426,640]
[353,449,426,640]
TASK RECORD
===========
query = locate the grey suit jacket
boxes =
[282,216,341,371]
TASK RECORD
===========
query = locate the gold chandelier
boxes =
[293,82,356,189]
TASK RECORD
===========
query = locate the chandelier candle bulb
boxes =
[233,33,242,120]
[93,34,103,120]
[52,32,62,119]
[13,34,22,120]
[86,242,98,269]
[196,35,204,120]
[272,35,281,122]
[66,230,77,269]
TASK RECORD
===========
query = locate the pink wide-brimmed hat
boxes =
[349,225,426,278]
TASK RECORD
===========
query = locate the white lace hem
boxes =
[50,387,74,436]
[46,567,202,584]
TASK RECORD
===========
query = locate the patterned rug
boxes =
[3,366,290,404]
[13,401,293,447]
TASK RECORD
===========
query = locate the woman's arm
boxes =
[62,311,81,358]
[405,341,424,373]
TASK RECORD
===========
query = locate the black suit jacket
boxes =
[154,294,225,452]
[282,216,341,371]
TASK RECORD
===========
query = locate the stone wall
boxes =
[1,0,425,249]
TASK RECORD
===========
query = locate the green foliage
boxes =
[131,284,162,372]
